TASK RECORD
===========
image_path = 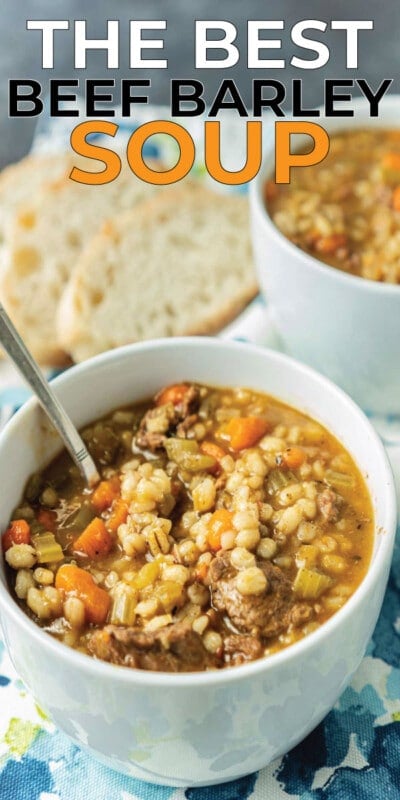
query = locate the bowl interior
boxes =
[0,339,394,581]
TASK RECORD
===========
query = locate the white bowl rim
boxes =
[251,93,400,295]
[0,337,396,687]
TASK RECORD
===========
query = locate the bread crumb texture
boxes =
[58,183,258,362]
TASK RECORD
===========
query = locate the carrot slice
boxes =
[155,383,191,407]
[91,477,120,513]
[2,519,31,552]
[207,509,234,552]
[73,517,114,559]
[200,441,227,474]
[314,233,348,255]
[222,417,269,451]
[281,446,306,470]
[55,564,110,625]
[382,152,400,172]
[393,186,400,211]
[194,562,209,582]
[106,498,129,534]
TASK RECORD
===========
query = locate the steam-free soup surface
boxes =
[2,382,373,671]
[266,128,400,283]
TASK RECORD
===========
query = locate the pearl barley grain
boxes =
[5,544,36,570]
[257,537,277,560]
[236,567,268,596]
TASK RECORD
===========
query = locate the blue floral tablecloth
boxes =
[0,107,399,798]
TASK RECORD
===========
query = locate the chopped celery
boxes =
[110,584,137,625]
[32,532,63,564]
[179,453,216,472]
[293,567,333,599]
[165,439,199,460]
[165,438,216,472]
[325,470,355,489]
[68,503,96,532]
[266,468,296,495]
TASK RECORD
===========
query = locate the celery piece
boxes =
[266,468,296,495]
[165,438,216,472]
[293,567,333,599]
[32,532,63,564]
[179,453,216,472]
[325,470,355,489]
[165,438,199,461]
[110,584,137,625]
[69,503,96,532]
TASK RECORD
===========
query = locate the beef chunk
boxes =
[176,414,198,438]
[318,488,342,523]
[209,553,295,639]
[135,403,176,451]
[87,619,219,672]
[224,634,263,665]
[136,385,200,452]
[171,385,200,420]
[289,603,314,627]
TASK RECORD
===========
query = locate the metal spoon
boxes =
[0,303,100,488]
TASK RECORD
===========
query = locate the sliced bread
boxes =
[58,183,258,362]
[0,152,75,246]
[0,163,160,364]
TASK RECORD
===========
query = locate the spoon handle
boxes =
[0,304,100,488]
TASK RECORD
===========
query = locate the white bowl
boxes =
[250,95,400,415]
[0,338,396,786]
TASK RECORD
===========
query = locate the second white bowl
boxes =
[250,95,400,415]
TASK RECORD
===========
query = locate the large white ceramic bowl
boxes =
[0,338,396,786]
[250,95,400,415]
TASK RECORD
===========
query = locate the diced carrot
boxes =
[200,441,227,474]
[221,417,269,451]
[382,152,400,172]
[304,228,321,247]
[106,498,129,534]
[264,179,279,203]
[281,446,306,470]
[393,186,400,211]
[155,383,191,407]
[55,564,110,625]
[194,562,209,582]
[314,233,348,255]
[73,517,114,560]
[37,508,57,532]
[91,477,120,513]
[207,509,234,552]
[2,519,31,552]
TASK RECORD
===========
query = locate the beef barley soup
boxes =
[266,128,400,283]
[2,382,374,672]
